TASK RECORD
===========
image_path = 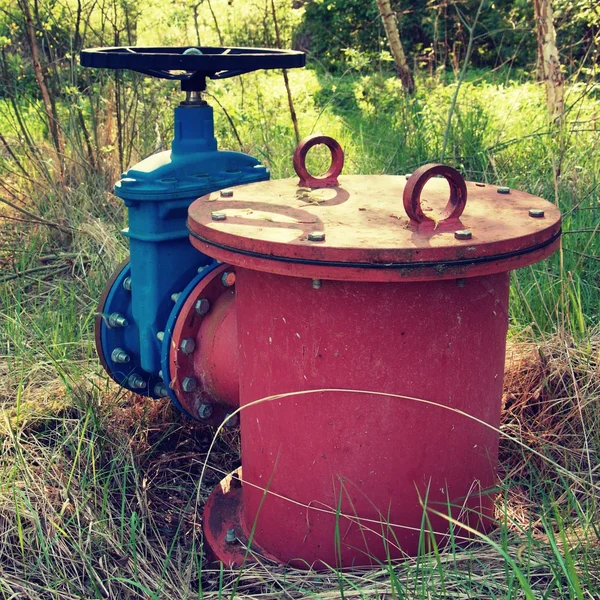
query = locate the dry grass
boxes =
[0,330,597,598]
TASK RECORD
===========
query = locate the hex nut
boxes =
[497,186,510,194]
[312,279,322,290]
[128,374,145,389]
[195,298,210,315]
[225,528,237,544]
[182,377,198,392]
[180,338,196,355]
[211,211,227,221]
[122,277,132,291]
[529,209,545,218]
[111,348,130,364]
[454,230,472,240]
[108,313,128,328]
[307,231,326,242]
[154,383,168,397]
[156,331,164,342]
[221,271,236,287]
[220,189,234,198]
[198,403,213,419]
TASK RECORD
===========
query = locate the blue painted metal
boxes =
[159,262,222,413]
[98,101,269,398]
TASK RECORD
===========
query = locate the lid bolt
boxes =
[220,189,234,198]
[308,231,326,242]
[312,279,322,289]
[529,209,545,218]
[497,186,511,194]
[212,212,227,221]
[454,230,472,241]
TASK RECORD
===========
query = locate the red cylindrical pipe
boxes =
[234,268,509,567]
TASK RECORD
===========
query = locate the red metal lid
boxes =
[187,136,561,282]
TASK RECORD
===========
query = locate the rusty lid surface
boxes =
[187,136,561,282]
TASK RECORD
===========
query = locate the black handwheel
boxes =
[80,46,305,90]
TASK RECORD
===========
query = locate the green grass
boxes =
[0,65,599,597]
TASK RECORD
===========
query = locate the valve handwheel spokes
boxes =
[80,46,306,91]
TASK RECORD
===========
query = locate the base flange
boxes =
[203,468,278,567]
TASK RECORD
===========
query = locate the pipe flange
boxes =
[164,263,236,421]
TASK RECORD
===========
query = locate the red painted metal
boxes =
[169,264,239,422]
[181,137,561,567]
[292,134,344,188]
[403,163,467,224]
[187,176,561,283]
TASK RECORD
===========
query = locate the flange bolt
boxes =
[154,383,167,397]
[198,403,213,419]
[111,348,130,363]
[529,209,545,218]
[171,293,180,303]
[157,331,164,342]
[225,529,237,544]
[108,313,128,328]
[180,338,196,355]
[195,298,211,315]
[222,271,236,287]
[308,231,326,242]
[122,277,131,291]
[128,374,146,389]
[211,212,227,221]
[454,230,472,240]
[224,412,239,428]
[182,377,198,392]
[220,189,234,198]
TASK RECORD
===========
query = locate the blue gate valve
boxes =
[82,46,304,408]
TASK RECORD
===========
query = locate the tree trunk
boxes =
[376,0,414,94]
[533,0,564,121]
[18,0,64,176]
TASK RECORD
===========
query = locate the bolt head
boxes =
[156,331,164,342]
[122,277,131,291]
[182,377,198,393]
[307,231,326,242]
[312,279,322,289]
[224,413,239,428]
[171,293,180,303]
[220,189,234,198]
[454,229,472,240]
[211,211,227,221]
[180,338,196,355]
[198,403,213,419]
[195,298,210,316]
[497,186,510,194]
[529,208,545,218]
[405,173,412,179]
[225,528,237,544]
[221,271,236,287]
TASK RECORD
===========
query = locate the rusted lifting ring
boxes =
[293,134,344,188]
[403,163,467,224]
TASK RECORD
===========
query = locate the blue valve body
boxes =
[99,102,268,394]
